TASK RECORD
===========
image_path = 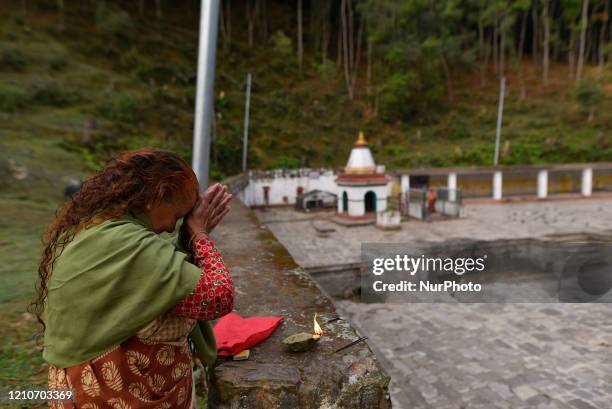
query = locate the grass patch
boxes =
[0,198,55,398]
[0,83,28,113]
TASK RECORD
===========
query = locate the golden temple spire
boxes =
[354,130,368,147]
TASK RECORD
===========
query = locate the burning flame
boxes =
[313,313,323,339]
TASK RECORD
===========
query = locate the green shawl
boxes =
[43,210,217,369]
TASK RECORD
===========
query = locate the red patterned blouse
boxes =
[172,234,234,321]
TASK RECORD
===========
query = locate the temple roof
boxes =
[336,173,390,186]
[345,131,376,174]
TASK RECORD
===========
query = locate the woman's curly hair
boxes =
[30,148,199,332]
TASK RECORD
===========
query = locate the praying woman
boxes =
[33,148,234,408]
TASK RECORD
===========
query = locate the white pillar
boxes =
[348,191,365,217]
[401,175,410,194]
[379,185,389,212]
[582,168,593,196]
[493,171,503,200]
[400,175,410,211]
[448,172,457,201]
[537,170,548,199]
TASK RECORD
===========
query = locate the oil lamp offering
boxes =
[283,313,324,352]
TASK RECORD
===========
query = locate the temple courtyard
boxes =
[336,301,612,409]
[254,197,612,409]
[254,197,612,269]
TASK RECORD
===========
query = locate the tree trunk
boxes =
[220,0,229,51]
[587,23,595,63]
[155,0,162,21]
[484,28,491,84]
[351,15,363,92]
[340,0,361,99]
[298,0,303,73]
[21,0,27,17]
[576,0,590,84]
[512,9,527,102]
[532,0,539,64]
[479,14,486,88]
[311,0,319,53]
[373,90,379,117]
[57,0,65,31]
[441,54,454,102]
[500,19,506,77]
[220,3,226,47]
[569,29,576,79]
[247,0,258,49]
[337,22,342,66]
[493,13,499,74]
[227,0,232,46]
[261,0,267,41]
[139,0,144,17]
[542,0,550,85]
[341,0,352,98]
[366,38,372,96]
[348,0,355,75]
[553,18,561,60]
[598,0,608,72]
[591,25,595,64]
[321,0,330,64]
[247,0,252,48]
[518,10,528,61]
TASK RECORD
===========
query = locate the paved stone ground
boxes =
[254,198,612,408]
[335,301,612,409]
[255,198,612,268]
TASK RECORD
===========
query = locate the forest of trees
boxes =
[216,0,610,120]
[3,0,610,173]
[13,0,610,122]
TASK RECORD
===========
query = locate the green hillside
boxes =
[1,1,611,182]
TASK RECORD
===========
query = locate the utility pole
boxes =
[192,0,220,190]
[242,73,252,172]
[494,76,506,166]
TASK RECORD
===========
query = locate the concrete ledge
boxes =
[210,198,391,408]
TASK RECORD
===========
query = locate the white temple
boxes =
[242,131,390,214]
[335,132,390,217]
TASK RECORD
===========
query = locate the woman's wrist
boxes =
[188,230,208,249]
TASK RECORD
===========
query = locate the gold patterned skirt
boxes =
[48,314,198,409]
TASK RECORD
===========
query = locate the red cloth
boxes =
[213,313,283,356]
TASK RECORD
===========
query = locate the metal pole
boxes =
[242,73,252,172]
[493,76,506,166]
[192,0,220,190]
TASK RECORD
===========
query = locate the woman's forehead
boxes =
[170,187,197,212]
[183,188,198,207]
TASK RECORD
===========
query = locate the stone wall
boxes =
[222,172,249,196]
[244,169,338,207]
[209,197,391,408]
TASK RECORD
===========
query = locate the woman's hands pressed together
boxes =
[175,183,235,321]
[184,183,233,240]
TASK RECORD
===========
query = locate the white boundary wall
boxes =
[244,169,338,206]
